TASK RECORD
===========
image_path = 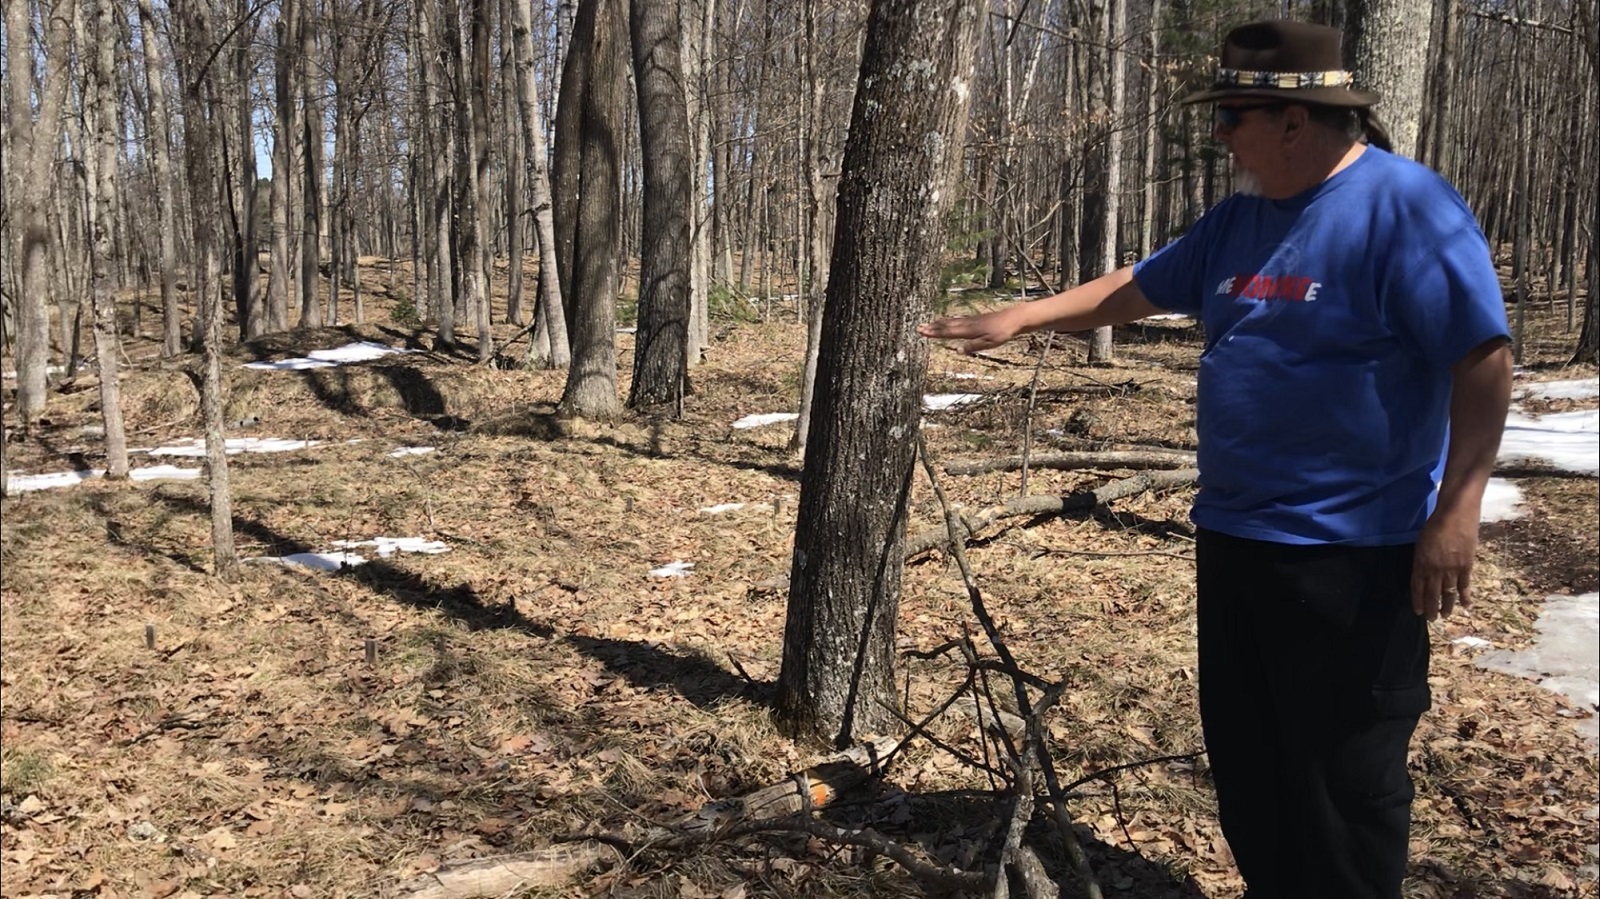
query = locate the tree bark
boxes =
[136,0,187,354]
[627,0,694,409]
[173,0,239,581]
[5,0,73,428]
[776,0,983,746]
[86,0,129,478]
[1349,0,1433,157]
[555,0,628,418]
[508,0,571,368]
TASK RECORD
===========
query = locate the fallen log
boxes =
[944,449,1196,476]
[386,736,902,899]
[904,468,1198,558]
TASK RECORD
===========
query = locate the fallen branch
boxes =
[916,432,1105,899]
[386,736,902,899]
[388,844,619,899]
[904,468,1198,558]
[945,449,1195,476]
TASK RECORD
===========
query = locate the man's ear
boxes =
[1281,104,1311,145]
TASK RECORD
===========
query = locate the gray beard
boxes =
[1232,164,1265,198]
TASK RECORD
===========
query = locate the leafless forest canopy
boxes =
[1,0,1596,396]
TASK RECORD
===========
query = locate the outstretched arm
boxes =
[1411,337,1514,621]
[918,266,1164,354]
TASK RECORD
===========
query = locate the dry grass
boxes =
[2,264,1596,898]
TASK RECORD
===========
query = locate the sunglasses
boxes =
[1215,103,1286,130]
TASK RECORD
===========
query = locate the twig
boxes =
[1061,751,1205,793]
[1019,332,1054,496]
[1035,547,1195,562]
[916,432,1104,899]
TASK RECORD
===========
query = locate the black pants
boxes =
[1195,529,1430,899]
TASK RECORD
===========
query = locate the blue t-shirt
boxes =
[1132,147,1509,545]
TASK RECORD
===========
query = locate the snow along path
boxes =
[246,535,451,571]
[242,340,418,371]
[5,465,202,493]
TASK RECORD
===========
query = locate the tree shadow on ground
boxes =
[819,789,1213,898]
[565,634,772,708]
[131,492,769,712]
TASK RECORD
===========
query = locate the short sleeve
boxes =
[1385,224,1510,367]
[1133,213,1220,317]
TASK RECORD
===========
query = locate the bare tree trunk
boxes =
[86,0,128,478]
[136,0,187,353]
[460,0,494,361]
[502,0,527,328]
[1349,0,1433,157]
[554,0,627,417]
[509,0,571,367]
[234,0,263,339]
[1088,0,1125,363]
[173,0,239,581]
[681,0,714,364]
[298,0,323,329]
[776,0,983,746]
[790,0,839,455]
[4,0,73,428]
[627,0,694,409]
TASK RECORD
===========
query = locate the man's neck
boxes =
[1261,140,1367,200]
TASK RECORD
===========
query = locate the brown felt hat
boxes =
[1183,20,1381,108]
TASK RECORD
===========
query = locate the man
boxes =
[919,19,1512,899]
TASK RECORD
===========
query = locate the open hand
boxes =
[917,310,1021,354]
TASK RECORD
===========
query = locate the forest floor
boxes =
[2,262,1597,899]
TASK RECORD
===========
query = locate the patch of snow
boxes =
[129,465,204,483]
[145,437,323,457]
[731,412,798,430]
[5,465,203,492]
[1516,378,1600,402]
[923,393,983,412]
[243,341,417,371]
[5,469,100,492]
[1478,593,1600,745]
[1498,409,1599,475]
[388,446,435,458]
[1141,313,1192,321]
[1480,478,1524,522]
[245,552,369,571]
[941,372,996,381]
[1452,636,1493,650]
[616,326,638,334]
[331,536,450,556]
[699,503,746,514]
[648,560,694,578]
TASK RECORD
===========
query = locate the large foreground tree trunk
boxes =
[627,0,693,409]
[776,0,983,747]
